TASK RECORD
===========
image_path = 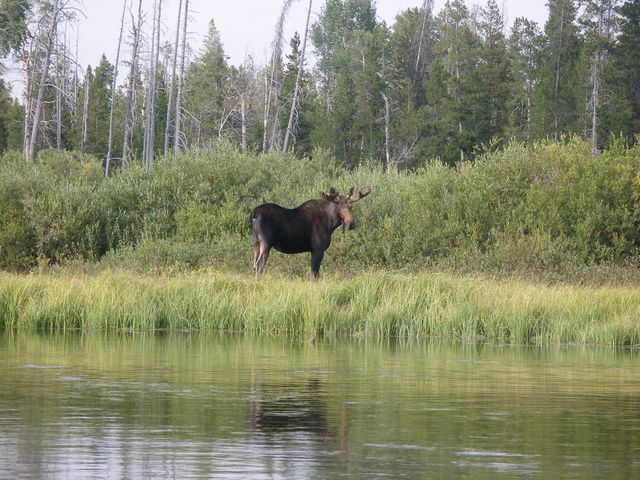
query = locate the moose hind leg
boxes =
[252,242,260,276]
[255,243,271,279]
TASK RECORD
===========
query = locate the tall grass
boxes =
[1,270,638,346]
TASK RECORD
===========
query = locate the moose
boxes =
[250,186,372,279]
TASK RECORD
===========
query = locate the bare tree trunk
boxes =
[589,51,599,156]
[122,0,143,169]
[55,35,63,150]
[144,0,162,169]
[106,0,128,177]
[26,0,61,163]
[262,66,269,152]
[283,0,312,153]
[22,44,34,158]
[164,0,183,157]
[240,96,247,151]
[381,93,393,172]
[81,73,90,153]
[263,0,298,152]
[174,0,189,159]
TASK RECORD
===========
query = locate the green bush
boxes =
[0,139,639,281]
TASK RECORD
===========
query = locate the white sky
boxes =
[5,0,549,96]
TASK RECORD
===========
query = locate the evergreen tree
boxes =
[185,20,229,144]
[507,18,543,141]
[280,32,314,156]
[601,0,639,144]
[88,55,114,157]
[425,0,483,164]
[311,0,382,167]
[477,0,510,142]
[0,0,29,65]
[531,0,581,140]
[579,0,620,152]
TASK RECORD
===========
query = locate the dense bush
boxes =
[1,139,639,281]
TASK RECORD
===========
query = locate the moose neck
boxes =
[322,200,344,233]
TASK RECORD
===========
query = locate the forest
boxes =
[0,0,638,168]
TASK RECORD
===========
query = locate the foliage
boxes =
[1,139,639,284]
[1,269,640,346]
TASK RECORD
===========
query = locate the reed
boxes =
[1,270,638,346]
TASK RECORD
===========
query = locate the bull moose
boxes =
[250,186,372,279]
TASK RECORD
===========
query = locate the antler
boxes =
[347,186,372,202]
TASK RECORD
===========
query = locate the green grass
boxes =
[1,270,639,346]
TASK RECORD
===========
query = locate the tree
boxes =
[579,0,619,154]
[87,55,114,157]
[602,0,640,144]
[311,0,382,167]
[507,18,543,141]
[531,0,581,140]
[173,0,189,158]
[477,0,510,142]
[106,0,127,176]
[143,0,162,168]
[0,0,30,65]
[24,0,63,162]
[429,0,483,163]
[263,0,299,153]
[164,0,182,156]
[122,0,143,168]
[283,0,313,154]
[184,20,229,144]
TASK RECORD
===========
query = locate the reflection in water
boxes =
[0,332,639,479]
[249,378,328,434]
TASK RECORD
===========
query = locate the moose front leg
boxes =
[310,249,325,280]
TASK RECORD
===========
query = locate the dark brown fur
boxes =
[250,186,371,279]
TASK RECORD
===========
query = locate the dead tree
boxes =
[25,0,62,163]
[283,0,312,154]
[80,71,89,153]
[173,0,189,158]
[122,0,143,169]
[143,0,162,169]
[164,0,182,156]
[106,0,128,177]
[263,0,298,152]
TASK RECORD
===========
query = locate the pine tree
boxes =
[87,55,114,157]
[185,20,229,144]
[579,0,619,153]
[477,0,510,142]
[430,0,483,163]
[311,0,381,167]
[601,0,638,144]
[531,0,581,140]
[507,18,543,141]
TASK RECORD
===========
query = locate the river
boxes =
[0,332,638,479]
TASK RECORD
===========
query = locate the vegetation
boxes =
[1,0,639,167]
[0,138,639,281]
[1,1,639,343]
[1,269,639,346]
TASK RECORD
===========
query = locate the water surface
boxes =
[0,332,638,479]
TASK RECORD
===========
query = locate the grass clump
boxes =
[1,270,639,346]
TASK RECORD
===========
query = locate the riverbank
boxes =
[1,270,638,346]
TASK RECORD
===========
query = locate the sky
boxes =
[5,0,550,96]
